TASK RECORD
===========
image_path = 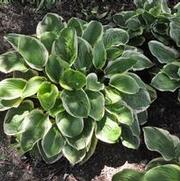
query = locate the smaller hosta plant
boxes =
[149,40,180,100]
[0,13,154,165]
[112,164,180,181]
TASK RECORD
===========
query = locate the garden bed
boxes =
[0,1,180,180]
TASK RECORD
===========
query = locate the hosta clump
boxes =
[0,13,154,165]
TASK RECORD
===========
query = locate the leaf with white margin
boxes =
[20,110,51,153]
[36,13,64,37]
[0,78,26,100]
[0,98,22,111]
[148,40,179,63]
[56,111,84,138]
[5,34,49,70]
[61,89,90,118]
[42,126,65,158]
[62,144,86,165]
[37,82,59,110]
[86,90,105,121]
[3,100,34,135]
[96,113,121,144]
[0,51,28,73]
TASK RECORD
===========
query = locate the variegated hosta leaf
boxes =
[48,98,64,118]
[0,98,22,111]
[20,110,51,153]
[60,69,86,90]
[106,45,124,60]
[92,39,107,69]
[163,62,180,80]
[137,110,148,125]
[45,55,69,84]
[170,21,180,47]
[143,127,178,160]
[39,32,57,53]
[67,17,83,36]
[103,28,129,48]
[86,90,105,121]
[38,141,63,164]
[110,74,140,94]
[62,143,86,165]
[36,13,64,37]
[148,40,179,63]
[42,126,65,158]
[0,78,26,100]
[22,76,46,98]
[66,119,95,150]
[56,111,84,138]
[106,101,134,126]
[75,37,93,71]
[5,34,49,70]
[82,21,103,47]
[112,168,144,181]
[122,50,154,71]
[144,164,180,181]
[96,113,121,144]
[4,100,34,135]
[105,57,137,76]
[86,73,104,91]
[151,72,180,92]
[0,51,28,73]
[52,27,78,65]
[61,89,90,118]
[126,16,141,31]
[37,82,59,110]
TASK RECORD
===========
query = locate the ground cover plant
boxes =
[0,0,180,180]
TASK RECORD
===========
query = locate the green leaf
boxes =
[148,40,178,63]
[106,46,124,60]
[92,39,107,69]
[0,98,22,111]
[52,27,78,65]
[163,63,180,80]
[86,73,104,91]
[112,169,144,181]
[86,90,105,121]
[4,100,34,135]
[22,76,46,98]
[106,101,134,126]
[122,50,154,71]
[170,21,180,47]
[143,127,176,160]
[45,55,69,83]
[5,34,49,70]
[38,141,62,164]
[66,119,95,150]
[60,69,86,90]
[144,164,180,181]
[62,144,86,165]
[0,51,28,73]
[126,16,141,31]
[96,113,121,144]
[42,126,64,158]
[37,82,59,110]
[36,13,64,37]
[151,72,180,92]
[121,88,151,112]
[105,57,137,76]
[137,110,148,125]
[20,110,51,152]
[110,74,140,94]
[56,111,84,138]
[67,17,83,36]
[0,78,26,100]
[75,37,93,71]
[61,89,90,118]
[103,28,129,48]
[82,21,103,47]
[39,32,57,53]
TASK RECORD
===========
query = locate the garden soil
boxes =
[0,1,180,180]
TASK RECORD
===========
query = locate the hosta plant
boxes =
[0,13,155,165]
[112,164,180,181]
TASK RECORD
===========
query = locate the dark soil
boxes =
[0,1,180,181]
